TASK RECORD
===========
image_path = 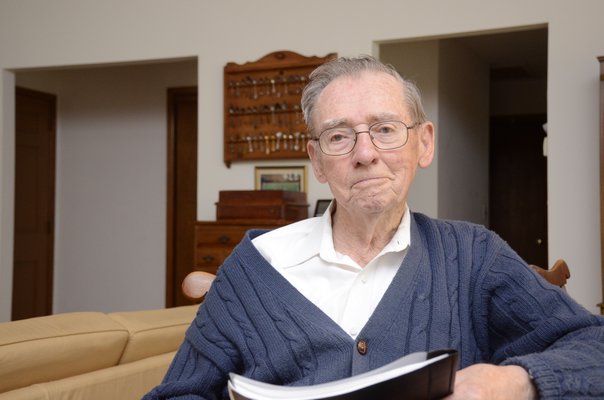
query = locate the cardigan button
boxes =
[356,339,368,355]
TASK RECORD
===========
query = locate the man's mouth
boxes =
[352,176,383,187]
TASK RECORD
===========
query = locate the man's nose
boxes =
[352,130,378,161]
[354,130,374,148]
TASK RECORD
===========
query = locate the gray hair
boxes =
[301,55,427,135]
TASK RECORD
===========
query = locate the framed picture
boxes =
[314,199,332,217]
[255,166,307,192]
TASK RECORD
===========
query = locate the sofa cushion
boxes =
[108,305,197,364]
[0,312,128,393]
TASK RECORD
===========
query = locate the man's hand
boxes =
[444,364,538,400]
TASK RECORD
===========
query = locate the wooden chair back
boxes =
[182,271,216,302]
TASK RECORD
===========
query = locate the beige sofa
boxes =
[0,305,198,400]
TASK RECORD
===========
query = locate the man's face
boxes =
[307,71,434,216]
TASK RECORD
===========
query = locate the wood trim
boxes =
[46,91,56,315]
[598,56,604,315]
[166,89,176,307]
[224,50,337,73]
[166,87,198,307]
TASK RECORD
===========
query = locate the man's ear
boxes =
[417,122,435,168]
[307,137,328,183]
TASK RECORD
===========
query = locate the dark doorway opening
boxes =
[489,114,548,267]
[12,87,56,320]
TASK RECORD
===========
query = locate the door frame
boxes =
[166,86,198,307]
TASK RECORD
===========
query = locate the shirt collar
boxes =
[258,207,326,269]
[276,201,411,268]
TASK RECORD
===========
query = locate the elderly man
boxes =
[145,56,604,399]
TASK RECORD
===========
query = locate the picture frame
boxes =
[314,199,332,217]
[255,165,307,192]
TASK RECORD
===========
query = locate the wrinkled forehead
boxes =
[313,71,409,129]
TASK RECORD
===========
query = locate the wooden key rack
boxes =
[223,50,336,167]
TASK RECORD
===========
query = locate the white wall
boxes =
[380,40,440,218]
[0,71,15,319]
[437,39,490,224]
[381,37,494,226]
[16,61,197,313]
[1,0,603,317]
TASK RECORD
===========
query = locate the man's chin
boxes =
[353,197,390,214]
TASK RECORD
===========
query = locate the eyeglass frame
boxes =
[311,120,418,156]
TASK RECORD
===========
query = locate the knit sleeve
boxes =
[142,273,243,400]
[142,339,228,400]
[476,242,604,399]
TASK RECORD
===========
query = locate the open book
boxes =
[228,349,458,400]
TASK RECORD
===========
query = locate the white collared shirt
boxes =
[252,202,410,338]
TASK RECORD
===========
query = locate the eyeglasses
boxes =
[312,120,417,156]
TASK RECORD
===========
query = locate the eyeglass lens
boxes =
[318,120,410,155]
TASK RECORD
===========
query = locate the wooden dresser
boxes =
[194,190,309,276]
[194,219,289,275]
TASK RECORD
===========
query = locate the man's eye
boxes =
[373,124,396,134]
[327,130,352,143]
[329,133,346,143]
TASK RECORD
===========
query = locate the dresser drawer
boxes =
[194,221,286,274]
[195,222,282,244]
[216,204,308,221]
[195,224,250,245]
[194,246,232,268]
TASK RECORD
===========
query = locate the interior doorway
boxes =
[379,26,548,265]
[12,87,56,320]
[12,59,197,315]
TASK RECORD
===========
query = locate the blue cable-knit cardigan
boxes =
[145,213,604,399]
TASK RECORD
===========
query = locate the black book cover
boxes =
[228,349,459,400]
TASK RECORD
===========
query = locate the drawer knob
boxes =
[202,255,215,263]
[218,235,231,244]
